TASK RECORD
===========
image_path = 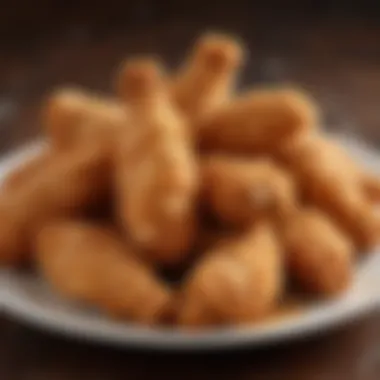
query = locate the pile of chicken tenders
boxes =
[1,32,380,328]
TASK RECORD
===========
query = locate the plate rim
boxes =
[2,285,378,350]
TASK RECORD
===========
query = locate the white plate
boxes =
[1,136,379,350]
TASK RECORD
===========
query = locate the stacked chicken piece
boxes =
[1,33,380,328]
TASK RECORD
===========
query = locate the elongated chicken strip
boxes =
[179,223,283,327]
[2,91,127,193]
[43,88,128,149]
[0,143,110,265]
[116,58,198,265]
[171,32,245,126]
[198,88,318,153]
[201,155,296,226]
[36,222,172,324]
[279,135,380,250]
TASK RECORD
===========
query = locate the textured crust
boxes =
[280,135,380,249]
[199,88,318,153]
[115,58,199,265]
[0,144,109,265]
[201,155,297,226]
[179,223,283,327]
[36,222,172,324]
[171,32,246,127]
[281,208,354,295]
[43,88,129,149]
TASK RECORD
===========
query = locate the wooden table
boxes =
[0,3,379,379]
[0,312,379,380]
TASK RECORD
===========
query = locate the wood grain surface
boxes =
[0,2,379,379]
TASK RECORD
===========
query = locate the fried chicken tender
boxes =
[279,135,380,250]
[179,223,283,327]
[201,155,297,226]
[280,208,354,295]
[43,88,128,149]
[198,88,318,153]
[115,58,198,265]
[0,143,110,265]
[171,32,245,126]
[36,222,172,324]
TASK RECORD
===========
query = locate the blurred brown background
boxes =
[0,1,380,151]
[1,1,379,379]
